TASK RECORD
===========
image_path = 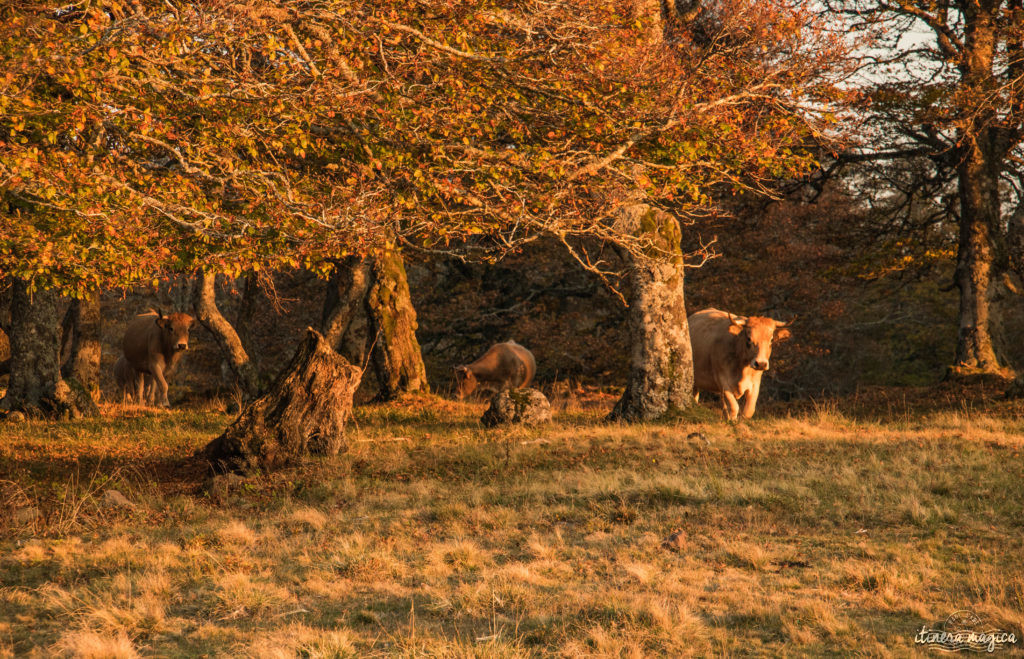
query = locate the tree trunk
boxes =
[234,273,261,371]
[321,257,372,366]
[1,280,98,418]
[60,294,102,399]
[0,281,10,377]
[951,140,1003,375]
[1003,206,1024,398]
[192,270,260,399]
[201,328,362,472]
[608,205,694,422]
[320,252,429,400]
[950,9,1004,376]
[364,249,430,400]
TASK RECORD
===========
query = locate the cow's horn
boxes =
[775,315,797,328]
[728,313,746,327]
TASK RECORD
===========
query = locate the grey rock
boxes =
[481,388,552,427]
[202,473,246,504]
[102,489,134,509]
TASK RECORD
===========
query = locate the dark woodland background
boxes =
[6,188,1020,406]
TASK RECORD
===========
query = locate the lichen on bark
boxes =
[608,204,694,422]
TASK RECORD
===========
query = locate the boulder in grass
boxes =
[481,388,552,427]
[102,490,135,510]
[661,529,686,552]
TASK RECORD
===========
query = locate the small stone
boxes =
[4,411,27,423]
[481,388,552,427]
[661,529,686,552]
[686,431,709,445]
[202,473,246,504]
[102,489,134,509]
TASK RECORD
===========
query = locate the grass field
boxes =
[1,389,1023,657]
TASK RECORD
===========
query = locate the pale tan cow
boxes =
[689,308,791,421]
[119,310,194,408]
[454,341,536,400]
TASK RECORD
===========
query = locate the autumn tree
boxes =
[2,0,845,422]
[823,0,1024,376]
[0,1,381,415]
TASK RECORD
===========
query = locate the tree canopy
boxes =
[2,0,847,296]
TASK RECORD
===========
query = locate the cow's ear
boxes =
[728,323,744,336]
[774,328,792,342]
[155,315,168,328]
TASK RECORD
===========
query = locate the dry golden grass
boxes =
[1,392,1023,656]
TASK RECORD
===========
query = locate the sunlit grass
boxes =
[1,394,1023,655]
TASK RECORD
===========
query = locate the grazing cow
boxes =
[120,310,195,408]
[454,341,536,400]
[689,308,791,421]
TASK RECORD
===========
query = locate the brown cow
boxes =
[689,308,791,421]
[454,341,536,400]
[119,310,195,408]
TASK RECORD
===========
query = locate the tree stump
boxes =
[481,388,552,427]
[201,328,362,472]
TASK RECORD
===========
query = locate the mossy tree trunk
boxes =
[1,280,97,418]
[202,328,362,472]
[365,248,430,400]
[192,270,260,400]
[60,294,102,399]
[608,205,694,422]
[320,250,429,400]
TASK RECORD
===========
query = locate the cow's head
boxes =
[453,366,477,400]
[156,310,195,352]
[728,314,792,372]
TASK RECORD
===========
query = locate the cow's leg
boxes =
[150,362,170,407]
[140,374,153,405]
[741,380,761,419]
[721,391,740,421]
[133,370,146,405]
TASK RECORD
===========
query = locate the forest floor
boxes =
[1,386,1023,657]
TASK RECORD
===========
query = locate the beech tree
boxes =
[823,0,1024,376]
[320,250,429,401]
[2,0,845,421]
